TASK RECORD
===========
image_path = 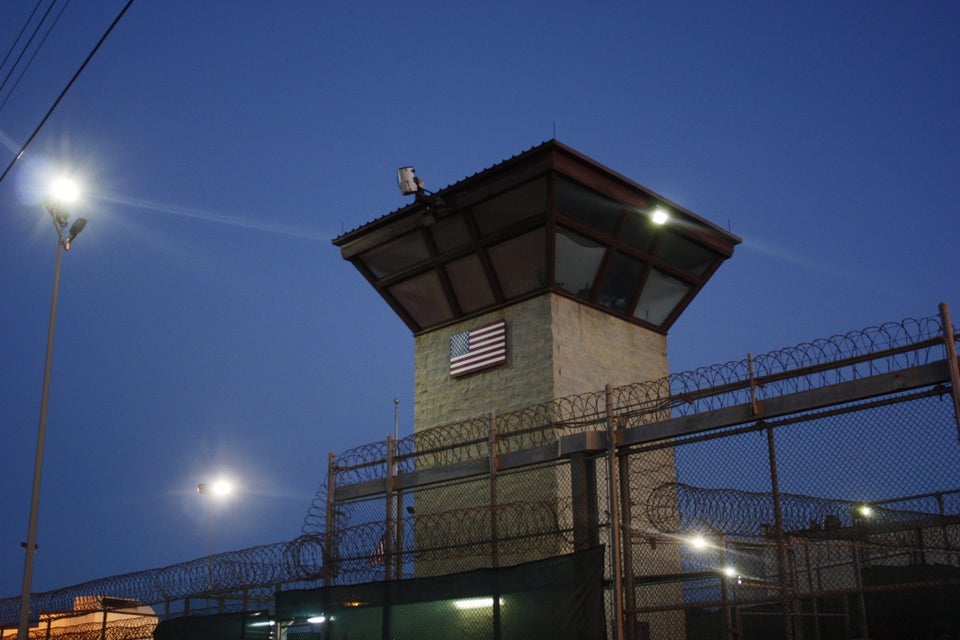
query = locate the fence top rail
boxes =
[331,311,952,486]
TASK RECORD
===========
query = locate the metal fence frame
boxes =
[3,303,959,640]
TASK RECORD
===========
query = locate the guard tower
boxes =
[333,141,740,636]
[334,141,739,423]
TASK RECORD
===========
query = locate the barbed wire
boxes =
[645,482,959,539]
[315,313,950,501]
[0,536,325,626]
[18,615,156,640]
[1,311,953,627]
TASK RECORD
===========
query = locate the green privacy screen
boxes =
[277,546,606,640]
[154,611,274,640]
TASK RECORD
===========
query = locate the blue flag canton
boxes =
[450,331,470,359]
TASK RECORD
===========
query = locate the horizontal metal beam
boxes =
[335,360,952,500]
[618,360,950,447]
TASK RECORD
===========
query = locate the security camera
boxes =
[397,166,424,196]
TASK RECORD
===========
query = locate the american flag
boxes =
[370,533,386,566]
[449,320,507,378]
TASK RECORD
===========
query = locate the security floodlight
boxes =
[64,218,87,250]
[49,177,79,203]
[198,480,232,496]
[689,535,708,550]
[397,166,424,196]
[651,206,669,225]
[17,173,88,640]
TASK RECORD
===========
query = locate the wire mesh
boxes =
[1,310,957,640]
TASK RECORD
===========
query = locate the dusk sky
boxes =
[1,1,957,599]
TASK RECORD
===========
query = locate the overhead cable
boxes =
[0,0,137,188]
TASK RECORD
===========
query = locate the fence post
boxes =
[748,353,761,415]
[385,434,396,581]
[617,433,635,640]
[765,423,794,640]
[394,400,404,581]
[938,302,960,440]
[489,411,502,640]
[324,452,336,586]
[605,385,624,640]
[488,411,500,568]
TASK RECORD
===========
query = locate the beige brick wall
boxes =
[413,293,668,431]
[551,294,668,399]
[412,293,684,639]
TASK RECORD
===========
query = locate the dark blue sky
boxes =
[1,1,957,598]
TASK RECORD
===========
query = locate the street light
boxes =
[17,178,87,640]
[197,481,231,556]
[197,480,231,594]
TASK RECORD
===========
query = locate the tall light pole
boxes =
[197,480,231,590]
[17,178,87,640]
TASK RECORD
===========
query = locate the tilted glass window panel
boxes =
[430,213,473,254]
[633,268,691,326]
[555,176,623,235]
[487,227,546,299]
[388,270,453,328]
[656,228,717,277]
[596,251,643,313]
[555,228,607,298]
[446,254,496,313]
[472,177,547,236]
[620,209,658,253]
[359,231,431,278]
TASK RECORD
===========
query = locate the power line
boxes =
[0,0,44,79]
[0,0,73,114]
[0,0,60,99]
[0,0,137,188]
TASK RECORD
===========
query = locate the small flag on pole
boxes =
[370,533,386,566]
[450,320,507,378]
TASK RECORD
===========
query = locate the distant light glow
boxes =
[197,479,233,497]
[857,504,873,518]
[212,480,232,496]
[722,566,738,578]
[307,616,326,624]
[49,177,79,203]
[454,597,502,610]
[689,535,708,550]
[651,206,669,225]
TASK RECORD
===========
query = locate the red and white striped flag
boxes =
[449,321,507,378]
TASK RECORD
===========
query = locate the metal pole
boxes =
[393,399,403,580]
[324,452,336,586]
[488,411,502,640]
[605,385,624,640]
[385,434,395,581]
[937,302,960,440]
[17,237,64,640]
[393,398,399,443]
[720,535,733,640]
[765,423,794,640]
[207,501,215,592]
[489,411,499,569]
[617,442,635,639]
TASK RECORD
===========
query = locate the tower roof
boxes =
[333,140,741,334]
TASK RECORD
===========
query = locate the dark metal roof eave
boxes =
[331,140,558,249]
[332,140,743,253]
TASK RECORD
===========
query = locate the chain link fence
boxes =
[3,306,959,640]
